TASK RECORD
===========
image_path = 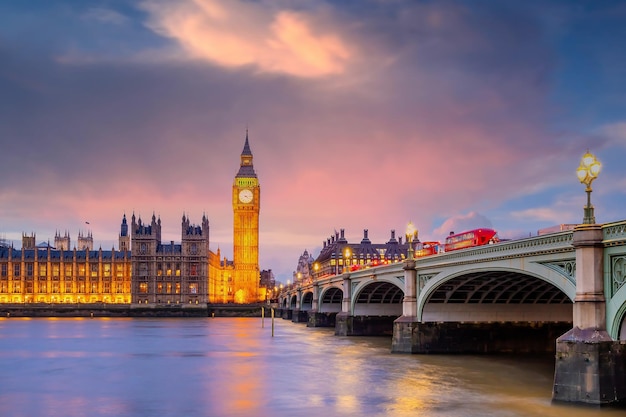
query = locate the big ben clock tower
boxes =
[232,130,260,303]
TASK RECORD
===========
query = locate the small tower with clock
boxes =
[232,130,261,303]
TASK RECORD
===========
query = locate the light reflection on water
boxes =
[0,317,624,417]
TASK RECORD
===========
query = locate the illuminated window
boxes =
[65,264,72,277]
[175,282,181,294]
[90,263,98,278]
[91,283,97,293]
[166,263,172,276]
[52,263,60,277]
[166,283,172,293]
[78,282,86,293]
[116,264,123,278]
[103,282,110,293]
[189,283,198,294]
[39,264,47,277]
[116,283,123,293]
[157,263,162,276]
[139,282,148,293]
[103,264,111,277]
[157,283,163,293]
[176,263,181,277]
[52,282,59,293]
[78,264,86,277]
[65,282,72,293]
[0,281,7,293]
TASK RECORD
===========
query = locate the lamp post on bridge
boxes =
[552,149,626,406]
[576,150,602,224]
[405,222,417,259]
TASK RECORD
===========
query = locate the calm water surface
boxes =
[0,317,623,417]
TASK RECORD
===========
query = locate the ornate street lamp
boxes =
[405,222,417,259]
[576,150,602,224]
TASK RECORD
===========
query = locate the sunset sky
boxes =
[1,0,625,283]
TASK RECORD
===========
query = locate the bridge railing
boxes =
[603,220,626,245]
[278,221,626,300]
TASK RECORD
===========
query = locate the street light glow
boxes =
[577,151,602,224]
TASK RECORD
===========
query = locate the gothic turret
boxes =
[119,214,130,252]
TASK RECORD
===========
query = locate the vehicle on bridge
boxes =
[350,258,390,272]
[414,241,441,257]
[444,228,499,252]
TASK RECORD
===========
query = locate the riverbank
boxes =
[0,303,268,318]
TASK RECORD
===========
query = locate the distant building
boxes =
[312,229,410,278]
[293,250,314,284]
[260,269,276,300]
[130,213,209,304]
[54,231,71,250]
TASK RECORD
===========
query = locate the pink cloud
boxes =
[141,0,354,77]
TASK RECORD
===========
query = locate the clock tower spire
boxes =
[232,130,260,303]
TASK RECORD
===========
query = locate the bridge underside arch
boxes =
[319,287,342,313]
[422,270,573,323]
[301,291,313,311]
[354,281,403,316]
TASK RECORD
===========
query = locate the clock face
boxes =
[239,189,253,203]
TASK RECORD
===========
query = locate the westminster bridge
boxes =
[276,220,626,405]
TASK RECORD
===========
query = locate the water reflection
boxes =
[0,317,624,417]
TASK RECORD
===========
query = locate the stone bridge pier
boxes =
[334,274,398,336]
[552,224,626,405]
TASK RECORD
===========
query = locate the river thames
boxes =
[0,317,623,417]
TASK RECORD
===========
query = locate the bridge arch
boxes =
[301,291,314,311]
[319,285,342,313]
[609,282,626,340]
[418,265,575,323]
[352,279,404,316]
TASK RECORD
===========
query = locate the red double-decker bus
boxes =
[444,229,499,252]
[414,241,440,257]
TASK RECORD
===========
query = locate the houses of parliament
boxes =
[0,134,267,305]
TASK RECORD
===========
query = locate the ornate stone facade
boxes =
[131,213,209,304]
[0,132,263,305]
[231,131,262,303]
[0,234,132,304]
